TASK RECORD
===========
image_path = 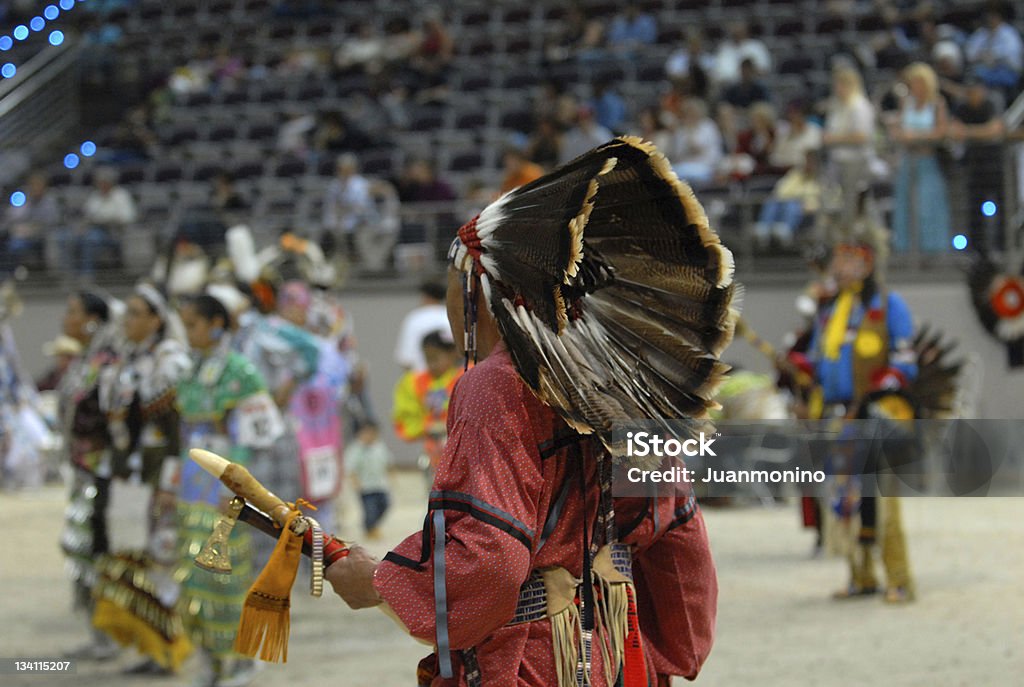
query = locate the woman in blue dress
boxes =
[890,62,952,254]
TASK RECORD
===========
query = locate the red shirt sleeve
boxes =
[632,505,717,681]
[374,356,545,649]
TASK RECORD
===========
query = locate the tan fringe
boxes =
[550,604,581,687]
[234,603,290,662]
[595,577,630,680]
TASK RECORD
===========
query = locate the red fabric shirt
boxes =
[374,344,717,685]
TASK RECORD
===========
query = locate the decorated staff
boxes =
[187,448,348,662]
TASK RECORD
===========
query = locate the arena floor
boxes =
[4,473,1022,687]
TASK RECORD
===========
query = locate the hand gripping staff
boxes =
[188,448,348,662]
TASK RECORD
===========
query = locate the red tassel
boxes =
[622,585,647,687]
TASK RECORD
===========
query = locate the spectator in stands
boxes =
[168,45,213,100]
[754,149,825,250]
[99,104,158,163]
[393,158,457,204]
[501,147,545,193]
[889,62,951,254]
[172,171,246,257]
[637,105,672,152]
[276,47,329,78]
[964,2,1023,97]
[590,82,627,133]
[335,24,388,75]
[714,101,740,156]
[526,117,563,171]
[822,65,877,222]
[545,5,606,64]
[79,13,124,87]
[771,100,824,171]
[950,77,1006,251]
[322,153,376,258]
[722,58,772,110]
[712,21,772,86]
[933,40,967,102]
[559,105,613,164]
[410,11,454,95]
[58,167,137,280]
[210,47,246,92]
[607,3,658,57]
[664,31,713,99]
[1,173,59,276]
[534,79,579,131]
[211,172,248,233]
[666,98,724,187]
[314,111,376,156]
[862,4,915,70]
[277,108,317,158]
[723,102,778,180]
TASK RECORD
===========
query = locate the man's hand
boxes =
[325,545,383,609]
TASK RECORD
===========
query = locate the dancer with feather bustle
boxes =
[327,137,735,686]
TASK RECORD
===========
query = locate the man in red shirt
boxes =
[327,137,731,686]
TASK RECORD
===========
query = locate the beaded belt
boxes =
[508,543,634,626]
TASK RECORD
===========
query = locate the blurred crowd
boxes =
[1,0,1023,281]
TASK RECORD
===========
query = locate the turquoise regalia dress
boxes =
[175,342,280,658]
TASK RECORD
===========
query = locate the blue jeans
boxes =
[56,225,114,277]
[360,491,390,532]
[756,199,805,240]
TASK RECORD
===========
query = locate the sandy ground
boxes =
[2,473,1022,687]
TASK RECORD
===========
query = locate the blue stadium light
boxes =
[1,63,16,78]
[80,140,96,156]
[44,5,60,20]
[10,191,26,207]
[59,0,74,10]
[0,37,12,51]
[30,17,46,32]
[981,201,997,217]
[952,234,968,251]
[49,30,64,46]
[13,25,29,41]
[64,153,80,169]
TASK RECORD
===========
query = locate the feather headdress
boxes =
[450,137,739,464]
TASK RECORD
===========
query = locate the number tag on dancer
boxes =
[302,445,341,501]
[236,391,286,448]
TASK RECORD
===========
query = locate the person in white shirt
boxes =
[394,280,450,371]
[666,98,724,186]
[322,152,376,258]
[60,167,137,279]
[964,2,1023,93]
[770,100,824,171]
[712,21,772,86]
[822,65,878,222]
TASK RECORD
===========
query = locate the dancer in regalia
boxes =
[90,284,193,674]
[326,138,732,686]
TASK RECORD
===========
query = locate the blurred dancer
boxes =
[392,331,461,487]
[176,294,280,687]
[59,290,121,660]
[91,284,193,674]
[279,280,348,530]
[0,282,50,489]
[808,221,918,603]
